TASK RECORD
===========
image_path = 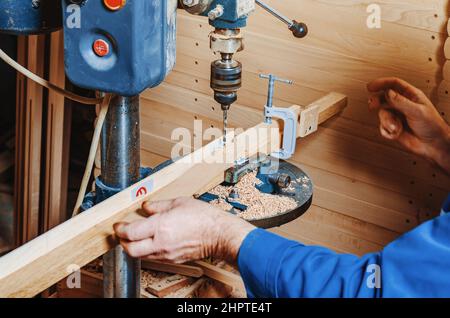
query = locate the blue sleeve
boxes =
[237,228,382,298]
[238,195,450,298]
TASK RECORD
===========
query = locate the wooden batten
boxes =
[42,31,71,230]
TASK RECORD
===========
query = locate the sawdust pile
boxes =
[209,171,297,221]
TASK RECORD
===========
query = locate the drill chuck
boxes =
[211,55,242,107]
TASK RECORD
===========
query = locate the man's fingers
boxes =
[114,218,156,241]
[378,108,403,140]
[142,199,176,215]
[384,89,423,117]
[367,77,423,101]
[120,238,158,258]
[368,93,385,111]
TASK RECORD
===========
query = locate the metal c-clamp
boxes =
[260,74,298,160]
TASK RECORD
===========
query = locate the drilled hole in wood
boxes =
[194,98,198,102]
[195,79,199,83]
[195,42,199,47]
[445,90,449,95]
[194,116,198,120]
[432,173,436,178]
[412,161,417,166]
[410,180,415,185]
[212,106,215,111]
[429,193,433,197]
[431,35,436,40]
[434,14,438,18]
[195,61,199,65]
[409,200,413,205]
[428,57,432,62]
[406,219,411,223]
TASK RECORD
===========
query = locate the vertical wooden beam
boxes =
[24,34,46,241]
[14,36,28,247]
[14,35,46,244]
[43,31,71,230]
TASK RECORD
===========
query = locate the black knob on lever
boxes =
[289,21,308,38]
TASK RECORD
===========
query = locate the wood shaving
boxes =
[209,171,297,221]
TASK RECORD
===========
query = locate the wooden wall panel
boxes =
[43,31,71,230]
[14,35,46,245]
[141,2,450,256]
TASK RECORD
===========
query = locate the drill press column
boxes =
[100,95,141,298]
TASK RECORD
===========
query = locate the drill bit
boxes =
[223,108,228,144]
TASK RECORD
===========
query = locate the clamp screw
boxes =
[208,5,224,20]
[259,74,293,123]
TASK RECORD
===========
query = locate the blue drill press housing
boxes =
[0,0,62,35]
[61,0,177,96]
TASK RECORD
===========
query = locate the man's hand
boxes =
[367,77,450,173]
[114,197,255,264]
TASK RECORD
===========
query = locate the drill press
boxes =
[1,0,309,298]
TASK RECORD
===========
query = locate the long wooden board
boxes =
[0,124,276,298]
[0,94,345,298]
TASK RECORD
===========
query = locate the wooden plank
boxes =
[193,261,245,292]
[142,260,204,278]
[146,274,193,298]
[166,278,206,298]
[14,36,28,247]
[24,35,46,241]
[14,35,46,245]
[43,31,70,230]
[56,270,103,298]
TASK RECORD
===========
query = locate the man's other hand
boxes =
[367,77,450,173]
[114,197,255,264]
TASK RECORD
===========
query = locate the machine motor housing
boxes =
[62,0,177,96]
[0,0,62,35]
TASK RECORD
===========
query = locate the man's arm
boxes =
[238,208,450,298]
[237,229,382,298]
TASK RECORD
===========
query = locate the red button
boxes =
[103,0,126,11]
[93,39,110,57]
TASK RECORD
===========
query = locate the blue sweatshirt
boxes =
[238,194,450,298]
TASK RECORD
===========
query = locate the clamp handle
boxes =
[259,74,297,160]
[259,74,293,112]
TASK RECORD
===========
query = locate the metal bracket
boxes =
[260,74,298,160]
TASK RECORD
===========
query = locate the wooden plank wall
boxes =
[14,35,46,245]
[43,31,71,231]
[140,1,450,256]
[14,32,70,246]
